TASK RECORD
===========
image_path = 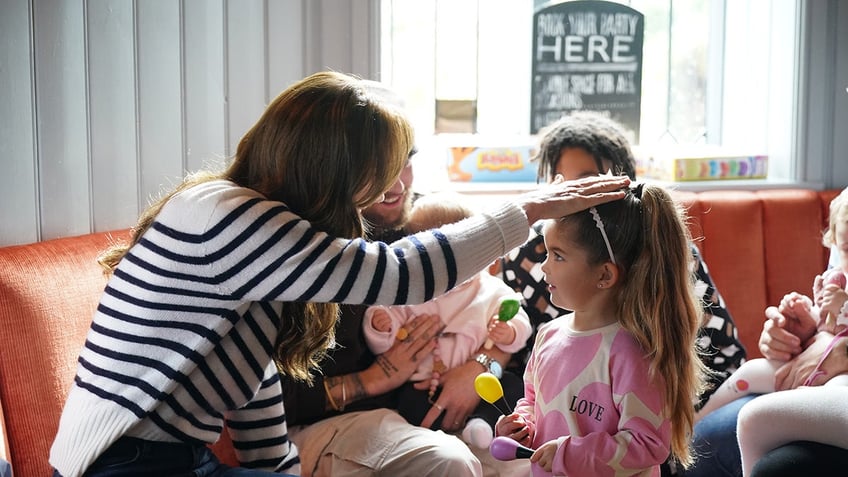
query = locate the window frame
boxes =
[375,0,833,192]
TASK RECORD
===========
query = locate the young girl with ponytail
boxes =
[495,183,706,476]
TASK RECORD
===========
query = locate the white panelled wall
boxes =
[0,0,378,246]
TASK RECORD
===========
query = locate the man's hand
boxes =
[761,307,804,361]
[362,314,441,396]
[760,296,818,361]
[774,331,838,390]
[417,360,481,431]
[417,342,511,432]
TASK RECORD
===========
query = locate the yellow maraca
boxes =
[474,372,512,415]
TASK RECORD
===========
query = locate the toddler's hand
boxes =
[819,270,846,300]
[772,293,818,344]
[779,292,814,317]
[496,413,532,448]
[530,440,559,472]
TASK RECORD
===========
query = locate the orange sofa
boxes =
[0,188,841,477]
[673,189,840,359]
[0,230,237,477]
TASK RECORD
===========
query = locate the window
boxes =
[380,0,801,191]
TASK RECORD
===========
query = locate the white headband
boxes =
[590,207,616,264]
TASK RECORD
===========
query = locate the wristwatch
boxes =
[473,353,503,379]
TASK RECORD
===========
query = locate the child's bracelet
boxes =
[324,379,341,412]
[840,300,848,321]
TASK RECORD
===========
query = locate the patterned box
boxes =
[445,138,539,183]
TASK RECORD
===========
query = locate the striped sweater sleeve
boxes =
[149,180,530,307]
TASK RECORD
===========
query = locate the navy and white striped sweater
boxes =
[50,179,530,477]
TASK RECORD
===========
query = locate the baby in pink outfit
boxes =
[364,193,532,449]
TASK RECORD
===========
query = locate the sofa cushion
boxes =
[0,397,9,465]
[0,230,240,476]
[0,231,125,476]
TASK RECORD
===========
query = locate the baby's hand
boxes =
[371,309,393,333]
[530,440,559,473]
[819,287,848,330]
[816,270,845,311]
[487,317,517,346]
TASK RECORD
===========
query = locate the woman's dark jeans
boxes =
[52,437,297,477]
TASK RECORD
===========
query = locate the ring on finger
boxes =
[396,327,409,342]
[432,402,444,412]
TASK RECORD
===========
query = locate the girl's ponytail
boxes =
[617,185,706,468]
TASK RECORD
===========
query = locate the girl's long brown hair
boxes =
[99,71,414,383]
[558,184,706,468]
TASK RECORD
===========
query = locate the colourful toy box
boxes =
[443,136,539,183]
[637,147,768,182]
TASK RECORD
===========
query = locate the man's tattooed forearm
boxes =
[376,355,399,378]
[349,372,367,401]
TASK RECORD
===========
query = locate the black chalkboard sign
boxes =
[530,1,644,140]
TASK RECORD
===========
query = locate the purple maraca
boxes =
[490,436,534,461]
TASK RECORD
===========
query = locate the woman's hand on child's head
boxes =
[530,441,559,473]
[517,174,629,225]
[487,317,517,346]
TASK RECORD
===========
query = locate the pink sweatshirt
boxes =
[516,315,670,477]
